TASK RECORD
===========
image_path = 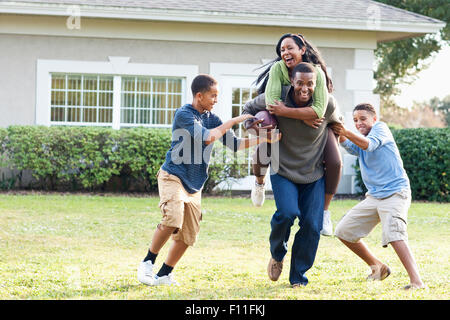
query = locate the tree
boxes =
[374,1,449,104]
[429,95,450,126]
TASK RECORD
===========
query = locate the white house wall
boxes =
[0,14,380,193]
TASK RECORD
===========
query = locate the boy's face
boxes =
[353,109,377,136]
[198,85,218,112]
[291,71,316,104]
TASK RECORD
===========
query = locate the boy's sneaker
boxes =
[320,210,333,236]
[251,182,265,207]
[137,260,156,286]
[153,273,180,286]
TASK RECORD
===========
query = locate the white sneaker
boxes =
[251,182,265,207]
[153,273,179,286]
[137,260,156,286]
[320,210,333,236]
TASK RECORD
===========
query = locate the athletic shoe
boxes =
[153,273,180,286]
[251,182,265,207]
[267,258,283,281]
[292,283,307,288]
[320,210,333,236]
[137,260,156,286]
[367,263,391,281]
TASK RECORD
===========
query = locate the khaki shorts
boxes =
[334,190,410,247]
[157,169,202,246]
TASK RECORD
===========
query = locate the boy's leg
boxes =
[390,240,425,288]
[334,197,390,280]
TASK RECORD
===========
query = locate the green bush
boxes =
[354,127,449,202]
[0,126,246,193]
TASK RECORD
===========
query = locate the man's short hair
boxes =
[191,74,217,96]
[290,62,316,79]
[354,103,377,116]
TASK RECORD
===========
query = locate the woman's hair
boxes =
[255,33,333,94]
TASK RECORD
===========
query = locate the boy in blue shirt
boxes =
[331,103,425,290]
[138,74,281,286]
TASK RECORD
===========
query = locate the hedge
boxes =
[353,127,449,202]
[0,126,245,193]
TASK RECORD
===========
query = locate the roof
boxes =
[0,0,445,35]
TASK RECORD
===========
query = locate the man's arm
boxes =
[268,100,318,120]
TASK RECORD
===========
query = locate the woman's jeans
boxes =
[269,173,325,285]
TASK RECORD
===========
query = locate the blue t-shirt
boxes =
[162,104,242,193]
[342,121,410,198]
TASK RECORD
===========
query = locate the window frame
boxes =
[36,57,198,129]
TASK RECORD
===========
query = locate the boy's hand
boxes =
[233,114,255,125]
[259,129,282,144]
[244,118,276,136]
[303,117,324,129]
[330,123,347,143]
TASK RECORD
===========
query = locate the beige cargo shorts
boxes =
[334,190,410,247]
[157,169,202,246]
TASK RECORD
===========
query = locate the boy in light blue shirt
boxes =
[331,103,425,290]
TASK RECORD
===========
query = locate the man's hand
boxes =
[267,100,288,116]
[303,117,324,129]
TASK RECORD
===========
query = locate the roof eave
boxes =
[0,2,445,40]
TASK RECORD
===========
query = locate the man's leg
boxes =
[289,177,325,285]
[269,173,301,263]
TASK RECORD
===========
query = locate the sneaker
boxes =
[320,210,333,236]
[292,283,306,289]
[267,258,283,281]
[367,263,391,281]
[153,273,180,286]
[251,182,265,207]
[137,260,156,286]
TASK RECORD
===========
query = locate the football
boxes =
[254,110,278,128]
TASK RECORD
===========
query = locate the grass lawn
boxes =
[0,193,448,300]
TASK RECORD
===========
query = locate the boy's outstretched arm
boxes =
[331,123,369,150]
[237,130,282,151]
[205,114,254,146]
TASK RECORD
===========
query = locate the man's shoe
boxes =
[292,283,306,288]
[251,182,265,207]
[153,273,180,286]
[367,263,391,281]
[320,210,333,236]
[267,258,283,281]
[137,260,156,286]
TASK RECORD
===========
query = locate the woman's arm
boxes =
[310,65,328,118]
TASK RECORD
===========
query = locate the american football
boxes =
[254,110,278,128]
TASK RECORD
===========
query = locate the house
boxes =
[0,0,444,193]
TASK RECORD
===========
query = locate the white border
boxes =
[36,57,198,128]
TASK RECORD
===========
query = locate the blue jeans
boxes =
[269,173,325,285]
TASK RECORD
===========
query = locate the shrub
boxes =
[353,127,449,202]
[0,126,247,193]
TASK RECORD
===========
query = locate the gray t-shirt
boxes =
[242,86,342,184]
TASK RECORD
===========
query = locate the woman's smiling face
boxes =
[280,37,305,70]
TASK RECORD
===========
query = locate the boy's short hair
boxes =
[290,62,316,79]
[354,103,377,116]
[191,74,217,96]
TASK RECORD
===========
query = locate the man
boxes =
[331,103,425,289]
[242,62,342,287]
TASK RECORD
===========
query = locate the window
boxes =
[37,58,198,129]
[121,77,182,126]
[50,74,114,125]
